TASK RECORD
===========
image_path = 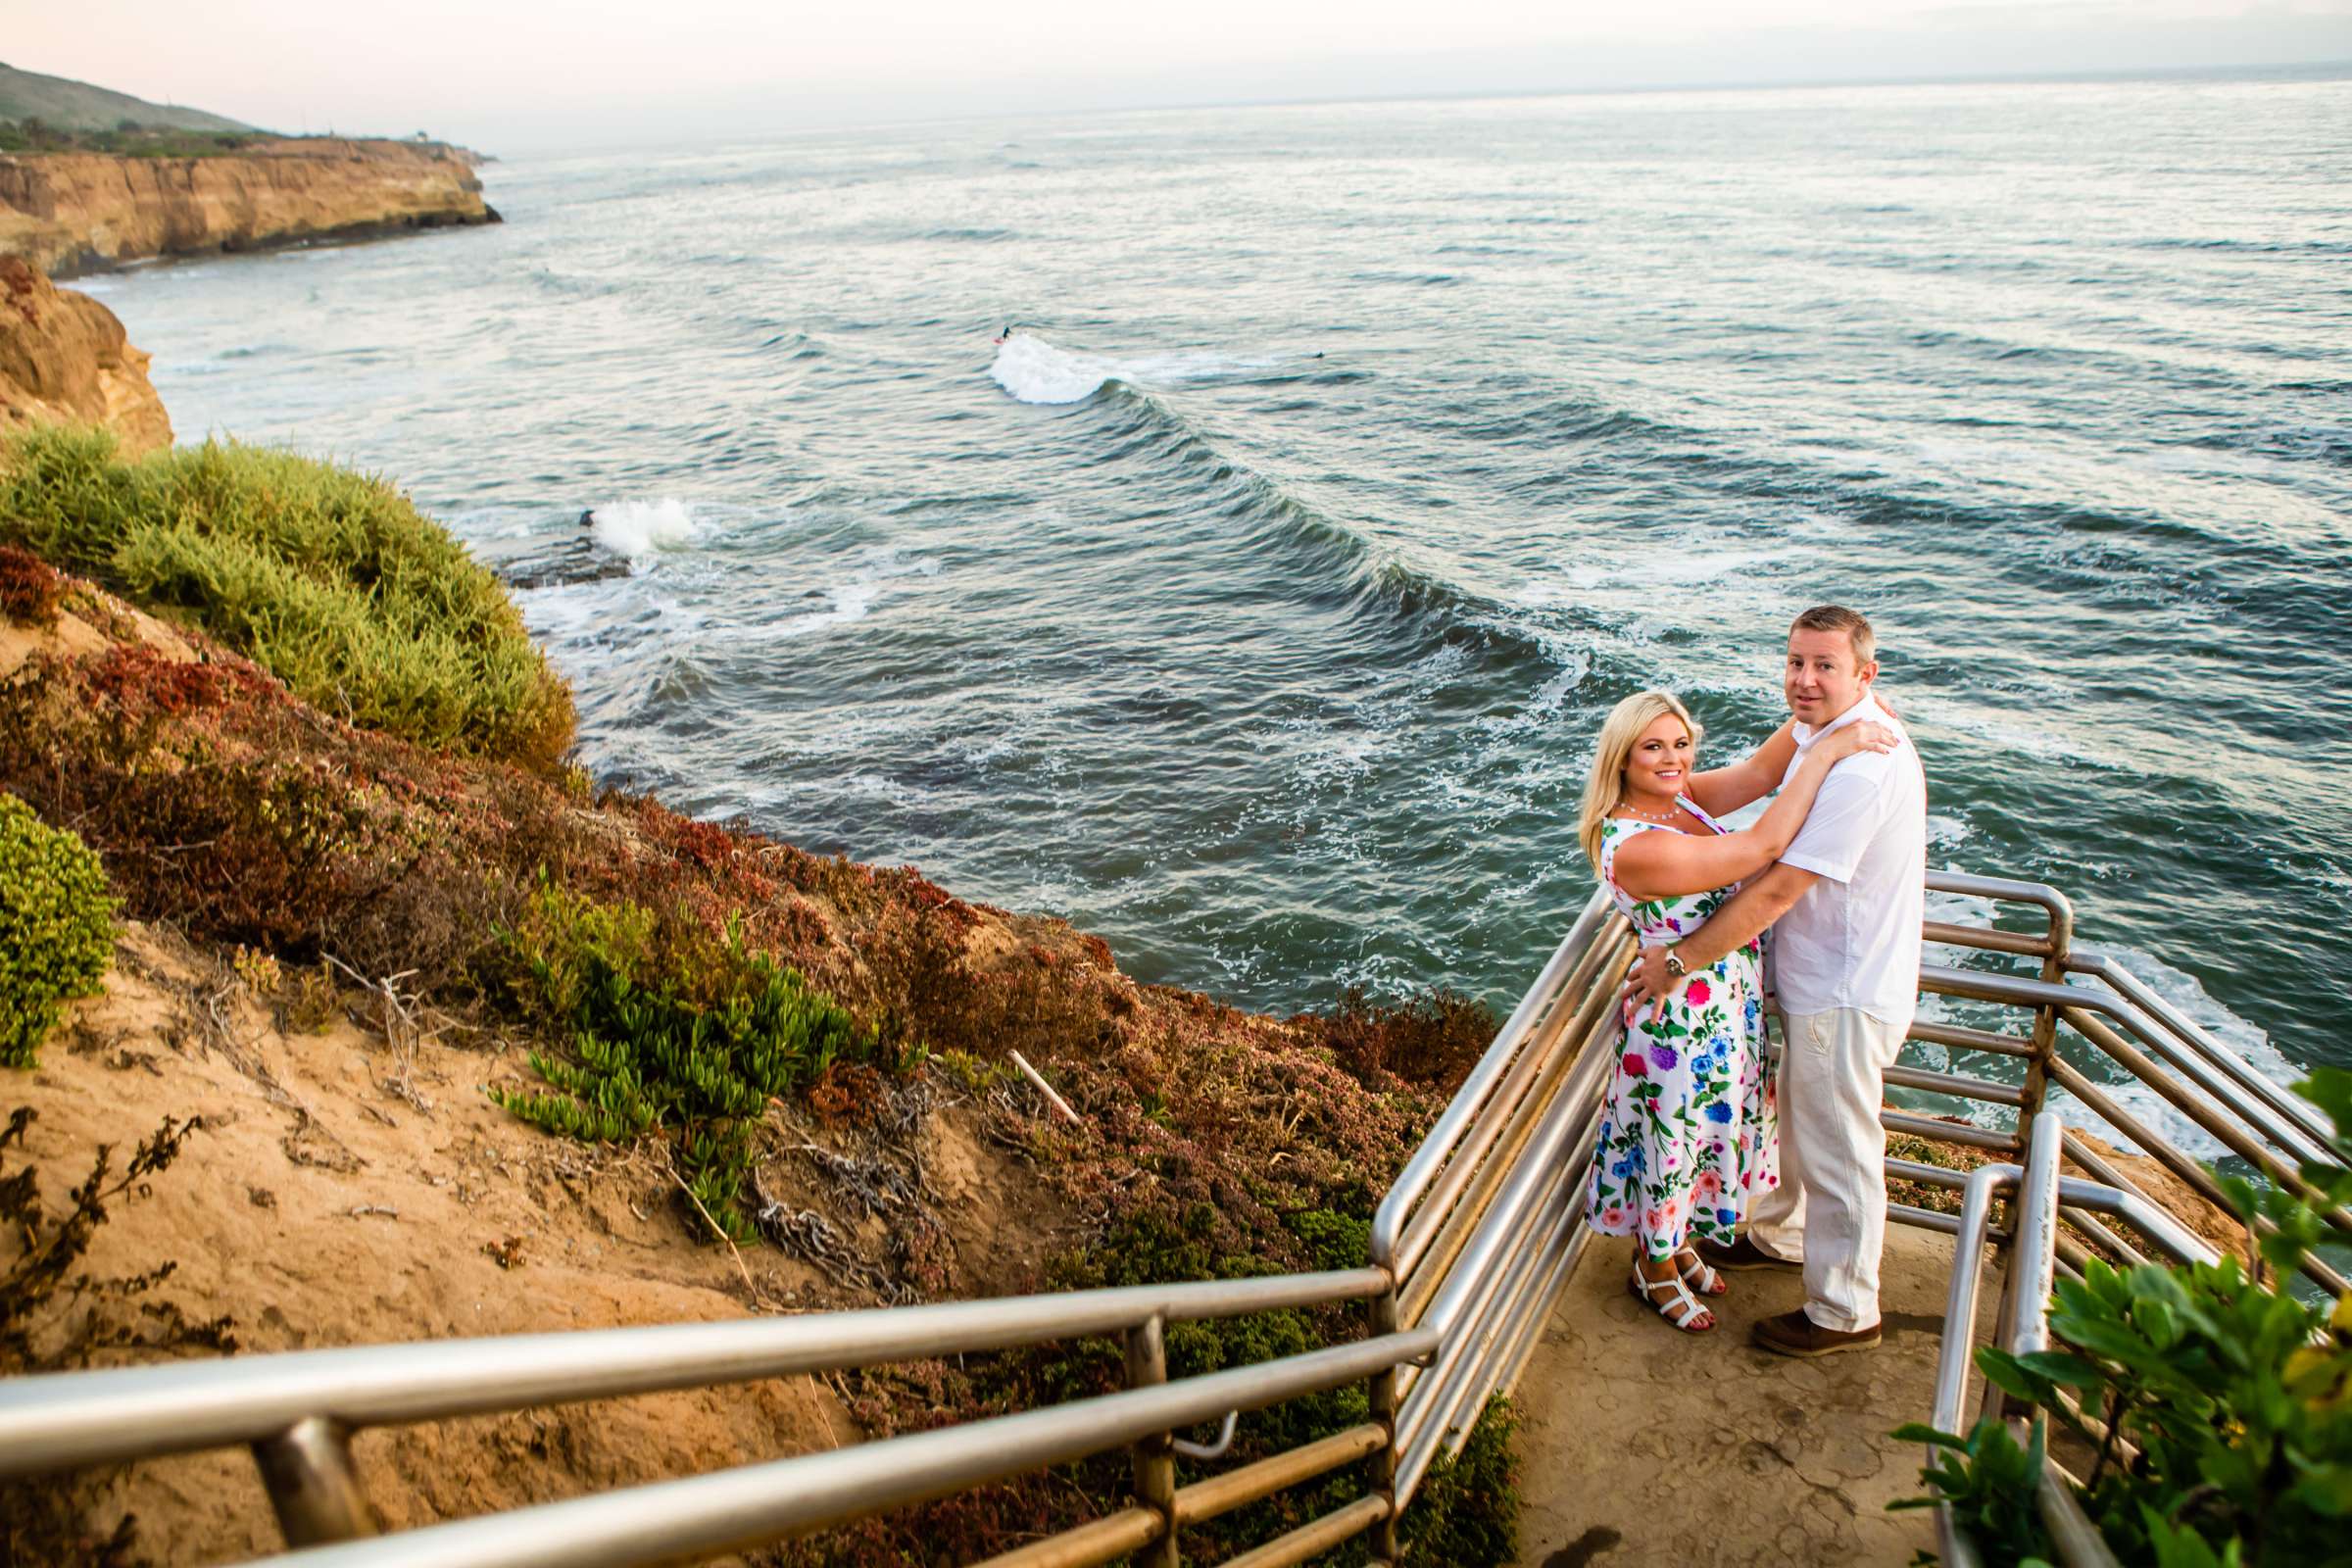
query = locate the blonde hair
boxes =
[1578,690,1702,871]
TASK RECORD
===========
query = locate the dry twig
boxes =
[323,954,445,1116]
[662,1151,762,1304]
[1008,1051,1082,1126]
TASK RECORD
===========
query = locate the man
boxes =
[1627,604,1927,1357]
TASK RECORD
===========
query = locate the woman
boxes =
[1579,690,1893,1333]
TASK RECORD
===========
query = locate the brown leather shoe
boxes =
[1751,1307,1882,1358]
[1694,1234,1799,1272]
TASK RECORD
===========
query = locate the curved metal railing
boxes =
[0,889,1634,1568]
[1905,872,2346,1568]
[0,864,2327,1566]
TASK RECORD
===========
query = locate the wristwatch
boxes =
[1663,947,1688,980]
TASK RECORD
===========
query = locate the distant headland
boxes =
[0,60,499,277]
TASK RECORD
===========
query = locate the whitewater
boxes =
[105,72,2352,1157]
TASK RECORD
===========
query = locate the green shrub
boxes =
[0,794,119,1067]
[488,882,877,1240]
[1896,1068,2352,1565]
[1400,1396,1521,1568]
[0,425,573,767]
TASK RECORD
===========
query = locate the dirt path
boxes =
[1509,1225,1989,1568]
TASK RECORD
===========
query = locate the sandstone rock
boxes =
[0,138,500,277]
[0,256,172,456]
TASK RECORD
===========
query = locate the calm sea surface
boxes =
[84,73,2352,1148]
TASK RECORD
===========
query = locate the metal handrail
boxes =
[0,1271,1389,1477]
[1373,893,1617,1280]
[254,1332,1438,1568]
[2069,946,2333,1152]
[1920,963,2338,1173]
[0,863,2327,1568]
[1893,873,2336,1567]
[1928,1112,2223,1568]
[0,885,1629,1568]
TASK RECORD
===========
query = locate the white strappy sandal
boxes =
[1676,1247,1729,1298]
[1629,1265,1716,1333]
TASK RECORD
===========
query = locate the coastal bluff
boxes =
[0,137,499,277]
[0,256,169,455]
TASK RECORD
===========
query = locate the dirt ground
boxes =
[1508,1225,1989,1568]
[2,924,1074,1564]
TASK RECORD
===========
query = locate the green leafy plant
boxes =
[0,793,119,1067]
[0,117,262,157]
[1890,1414,2056,1566]
[1894,1068,2352,1566]
[488,882,876,1240]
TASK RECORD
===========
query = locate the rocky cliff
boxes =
[0,256,170,455]
[0,138,499,276]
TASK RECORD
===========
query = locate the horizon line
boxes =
[488,55,2352,160]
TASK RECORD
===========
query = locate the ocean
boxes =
[80,71,2352,1150]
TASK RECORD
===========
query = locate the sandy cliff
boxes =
[0,256,170,455]
[0,138,499,276]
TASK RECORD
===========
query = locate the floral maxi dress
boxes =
[1586,805,1779,1260]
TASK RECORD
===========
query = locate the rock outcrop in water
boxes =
[494,535,635,590]
[0,138,499,277]
[0,256,170,455]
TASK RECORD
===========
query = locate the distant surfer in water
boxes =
[993,322,1021,345]
[578,508,597,530]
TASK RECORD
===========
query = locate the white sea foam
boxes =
[1898,694,2119,769]
[1471,652,1591,739]
[590,498,705,559]
[1926,813,1973,848]
[1540,544,1796,597]
[769,581,877,641]
[991,337,1108,404]
[1526,654,1592,717]
[753,548,940,643]
[988,334,1286,406]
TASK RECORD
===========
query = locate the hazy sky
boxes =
[9,0,2350,153]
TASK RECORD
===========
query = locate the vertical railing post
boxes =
[1124,1314,1180,1568]
[2016,900,2074,1124]
[1994,905,2073,1420]
[252,1416,370,1546]
[1366,1285,1402,1563]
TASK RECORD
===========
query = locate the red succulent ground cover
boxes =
[0,555,1511,1563]
[0,544,63,627]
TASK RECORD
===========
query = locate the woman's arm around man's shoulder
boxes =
[1686,718,1797,818]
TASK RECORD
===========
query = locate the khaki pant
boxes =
[1746,1005,1909,1333]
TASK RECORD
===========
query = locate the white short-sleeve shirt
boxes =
[1771,692,1928,1025]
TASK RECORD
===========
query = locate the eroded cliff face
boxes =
[0,257,171,456]
[0,138,499,276]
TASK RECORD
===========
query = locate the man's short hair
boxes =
[1790,605,1876,667]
